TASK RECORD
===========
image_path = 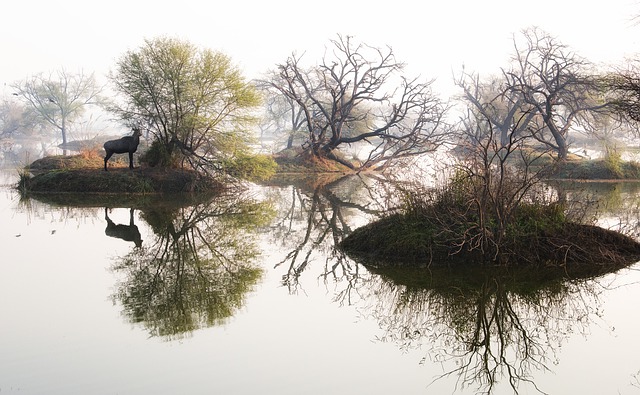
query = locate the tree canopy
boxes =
[455,28,615,161]
[604,61,640,128]
[109,37,261,173]
[11,69,103,147]
[504,27,606,160]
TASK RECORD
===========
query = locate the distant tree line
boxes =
[3,28,640,175]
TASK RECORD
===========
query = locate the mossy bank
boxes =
[19,166,222,194]
[340,211,640,269]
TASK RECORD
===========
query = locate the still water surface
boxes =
[1,171,640,394]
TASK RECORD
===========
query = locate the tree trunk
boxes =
[557,139,568,160]
[61,118,67,146]
[549,126,568,160]
[499,125,509,147]
[324,149,356,170]
[61,120,68,155]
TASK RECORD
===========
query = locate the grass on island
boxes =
[550,158,640,180]
[340,209,640,268]
[18,150,223,194]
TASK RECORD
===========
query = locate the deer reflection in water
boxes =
[105,208,143,248]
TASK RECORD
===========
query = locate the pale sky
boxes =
[1,0,639,98]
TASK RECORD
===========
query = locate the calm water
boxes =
[1,171,640,395]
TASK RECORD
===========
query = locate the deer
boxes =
[104,127,142,171]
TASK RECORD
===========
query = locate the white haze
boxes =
[1,0,638,99]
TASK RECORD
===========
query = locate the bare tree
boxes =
[263,35,450,171]
[603,61,640,129]
[455,71,537,147]
[12,69,104,148]
[449,107,554,263]
[505,27,606,160]
[256,75,308,151]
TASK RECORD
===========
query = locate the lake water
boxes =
[1,170,640,395]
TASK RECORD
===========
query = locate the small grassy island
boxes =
[18,153,223,194]
[340,155,640,272]
[340,199,640,270]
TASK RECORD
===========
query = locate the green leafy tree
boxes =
[11,69,103,147]
[109,37,261,173]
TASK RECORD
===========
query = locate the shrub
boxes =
[16,169,31,195]
[141,140,178,168]
[604,146,623,178]
[223,153,278,181]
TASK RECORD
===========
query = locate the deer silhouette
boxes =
[104,127,142,171]
[105,208,143,248]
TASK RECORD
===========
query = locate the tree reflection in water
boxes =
[359,264,616,394]
[111,193,274,340]
[553,181,640,238]
[259,175,640,392]
[264,174,398,295]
